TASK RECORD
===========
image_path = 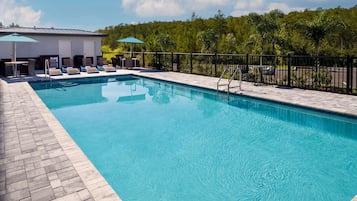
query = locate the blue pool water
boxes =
[30,75,357,201]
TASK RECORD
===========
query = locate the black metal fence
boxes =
[113,52,357,95]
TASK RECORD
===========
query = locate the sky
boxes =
[0,0,355,31]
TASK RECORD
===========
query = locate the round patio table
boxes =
[5,61,29,77]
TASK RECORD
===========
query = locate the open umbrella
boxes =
[0,33,38,76]
[117,36,144,57]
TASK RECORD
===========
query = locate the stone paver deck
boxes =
[1,69,356,201]
[137,71,357,117]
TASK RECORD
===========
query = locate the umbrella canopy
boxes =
[0,33,38,76]
[117,36,144,57]
[0,33,38,43]
[117,36,144,44]
[0,33,38,62]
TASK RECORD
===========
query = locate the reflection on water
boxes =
[112,78,173,105]
[228,96,357,139]
[117,94,146,102]
[30,78,109,109]
[30,75,357,139]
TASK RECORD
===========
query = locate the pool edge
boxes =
[134,73,357,119]
[23,82,122,201]
[3,70,356,200]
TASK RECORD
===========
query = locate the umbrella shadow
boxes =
[0,75,55,83]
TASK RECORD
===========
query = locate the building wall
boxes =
[0,34,102,66]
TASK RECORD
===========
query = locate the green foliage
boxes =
[155,33,176,52]
[294,11,345,56]
[311,71,332,87]
[246,9,285,55]
[197,29,218,53]
[101,45,123,62]
[221,33,238,54]
[98,6,357,56]
[291,70,332,89]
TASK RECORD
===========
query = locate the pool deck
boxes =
[1,69,357,201]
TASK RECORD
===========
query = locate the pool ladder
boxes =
[45,59,53,86]
[217,64,242,95]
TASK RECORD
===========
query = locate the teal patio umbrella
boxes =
[0,33,38,63]
[117,36,144,57]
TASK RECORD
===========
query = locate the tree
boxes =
[247,10,284,52]
[212,10,227,37]
[221,33,237,54]
[98,6,357,57]
[294,11,344,56]
[197,29,218,53]
[247,10,284,62]
[274,23,294,55]
[209,10,227,52]
[155,33,176,52]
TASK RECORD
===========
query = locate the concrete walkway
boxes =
[1,73,123,201]
[1,69,356,201]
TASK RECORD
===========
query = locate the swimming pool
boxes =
[30,75,357,201]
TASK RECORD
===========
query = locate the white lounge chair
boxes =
[62,58,80,75]
[48,58,62,76]
[103,64,116,72]
[86,66,99,73]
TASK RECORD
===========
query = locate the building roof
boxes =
[0,27,107,37]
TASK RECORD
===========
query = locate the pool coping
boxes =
[24,82,122,201]
[1,73,124,200]
[1,69,357,201]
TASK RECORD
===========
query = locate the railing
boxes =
[217,65,242,94]
[109,51,357,95]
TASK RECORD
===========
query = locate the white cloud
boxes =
[120,0,323,20]
[268,3,305,13]
[122,0,185,17]
[3,6,42,26]
[0,0,42,27]
[134,0,184,17]
[231,0,266,16]
[249,0,264,9]
[122,0,234,18]
[231,0,305,17]
[190,0,231,10]
[122,0,136,8]
[235,1,247,10]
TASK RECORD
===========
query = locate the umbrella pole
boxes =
[13,42,17,77]
[130,44,133,57]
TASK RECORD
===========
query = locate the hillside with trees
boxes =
[98,6,357,57]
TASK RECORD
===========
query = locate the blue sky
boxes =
[0,0,355,31]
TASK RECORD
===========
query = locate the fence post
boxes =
[155,51,158,68]
[346,55,352,94]
[158,52,161,69]
[287,54,291,87]
[142,52,145,67]
[177,54,180,72]
[245,53,249,68]
[171,52,174,71]
[214,53,217,77]
[190,52,193,74]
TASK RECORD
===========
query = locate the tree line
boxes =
[98,6,357,57]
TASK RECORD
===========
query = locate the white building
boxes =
[0,27,106,71]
